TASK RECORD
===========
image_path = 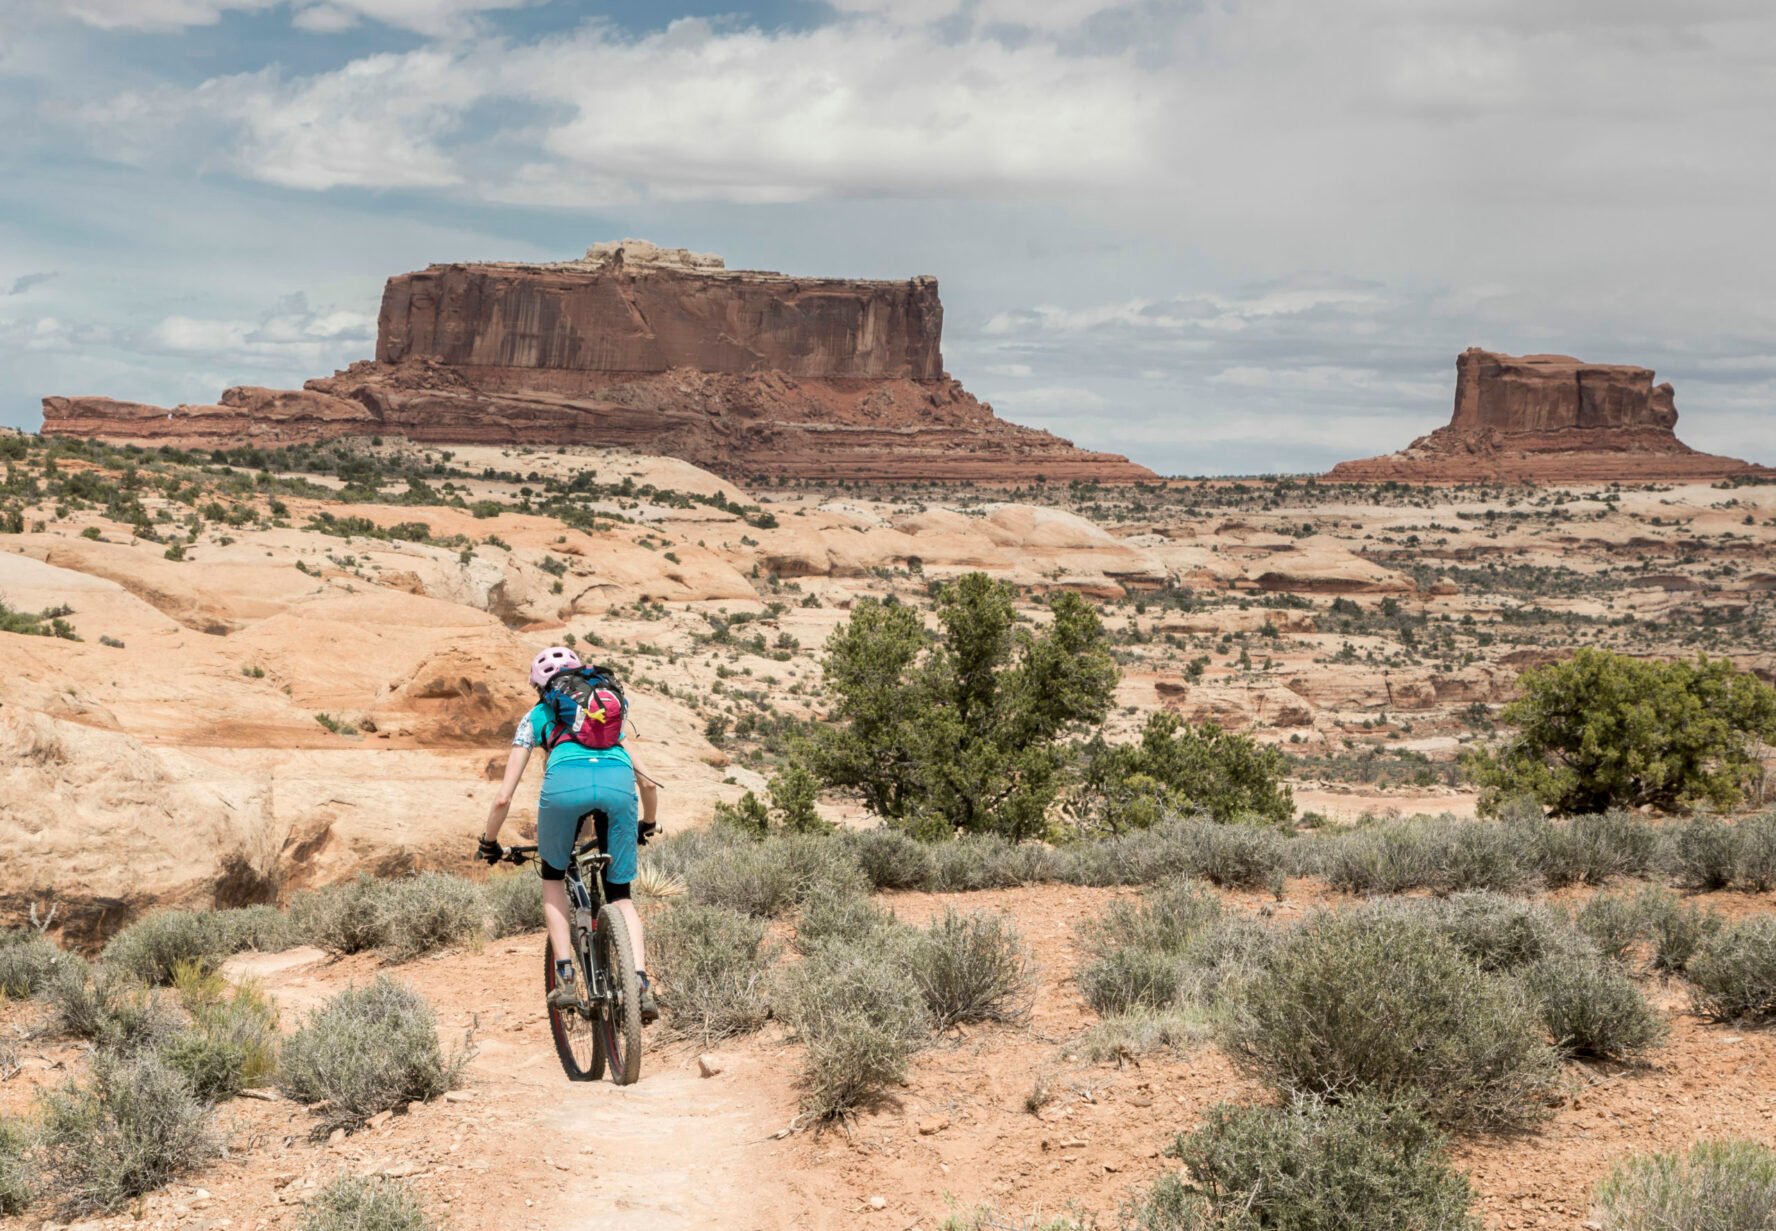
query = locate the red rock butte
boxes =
[41,240,1153,483]
[1326,348,1772,484]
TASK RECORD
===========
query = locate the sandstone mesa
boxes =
[1326,348,1773,484]
[40,240,1152,484]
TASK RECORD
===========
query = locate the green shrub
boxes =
[649,903,778,1043]
[805,576,1118,841]
[1523,949,1665,1060]
[480,871,543,939]
[1673,816,1739,891]
[689,833,867,917]
[158,966,279,1102]
[0,1117,35,1215]
[299,1174,432,1231]
[293,876,394,955]
[378,873,483,962]
[776,937,929,1120]
[841,828,937,891]
[1596,1139,1776,1231]
[39,1051,219,1214]
[1467,649,1776,815]
[1734,813,1776,893]
[1222,907,1560,1131]
[1074,710,1294,830]
[0,929,67,999]
[1143,1094,1479,1231]
[1686,916,1776,1023]
[278,977,463,1133]
[905,909,1032,1028]
[102,910,234,984]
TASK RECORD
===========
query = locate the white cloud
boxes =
[149,298,375,363]
[57,0,539,34]
[984,362,1032,377]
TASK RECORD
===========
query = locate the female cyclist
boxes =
[477,646,658,1023]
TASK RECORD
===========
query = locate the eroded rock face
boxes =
[1327,348,1770,483]
[42,242,1153,483]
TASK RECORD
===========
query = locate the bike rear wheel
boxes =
[594,905,643,1086]
[544,936,602,1082]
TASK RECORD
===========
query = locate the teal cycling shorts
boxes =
[537,757,638,885]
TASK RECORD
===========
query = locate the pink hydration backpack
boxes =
[540,666,626,751]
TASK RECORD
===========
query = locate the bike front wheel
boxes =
[594,905,643,1086]
[544,936,602,1082]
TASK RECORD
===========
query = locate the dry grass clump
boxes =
[158,965,279,1102]
[905,909,1033,1029]
[1126,1094,1479,1231]
[278,977,464,1134]
[1221,907,1561,1132]
[1685,916,1776,1023]
[37,1051,219,1215]
[1595,1139,1776,1231]
[299,1174,434,1231]
[649,903,778,1043]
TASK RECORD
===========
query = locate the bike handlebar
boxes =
[490,838,605,866]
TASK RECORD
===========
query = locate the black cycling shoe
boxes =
[637,974,660,1026]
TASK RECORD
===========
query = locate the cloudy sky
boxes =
[3,0,1773,474]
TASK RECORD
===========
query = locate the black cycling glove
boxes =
[638,820,659,847]
[476,836,504,865]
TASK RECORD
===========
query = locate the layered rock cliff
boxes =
[1326,348,1770,483]
[41,241,1152,483]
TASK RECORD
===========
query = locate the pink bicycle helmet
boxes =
[529,645,582,690]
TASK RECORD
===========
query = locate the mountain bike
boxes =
[495,814,643,1085]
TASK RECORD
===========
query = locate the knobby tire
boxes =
[595,905,643,1086]
[544,936,602,1082]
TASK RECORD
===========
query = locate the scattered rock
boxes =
[918,1116,950,1136]
[697,1052,724,1078]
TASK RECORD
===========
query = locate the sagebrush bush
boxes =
[795,883,900,953]
[840,827,938,890]
[689,833,868,916]
[293,876,394,956]
[1734,813,1776,893]
[1076,1006,1210,1063]
[378,873,483,962]
[1523,950,1665,1060]
[480,871,543,939]
[1575,891,1645,962]
[0,929,66,999]
[649,903,778,1043]
[1183,822,1288,890]
[1534,811,1659,887]
[905,909,1032,1028]
[1640,890,1724,975]
[1318,815,1533,896]
[0,1117,35,1215]
[215,903,299,953]
[39,1051,219,1214]
[1413,893,1581,973]
[278,977,462,1133]
[1222,907,1560,1131]
[1142,1094,1480,1231]
[102,910,234,984]
[1076,880,1223,1016]
[1596,1139,1776,1231]
[299,1174,432,1231]
[1673,816,1740,891]
[47,961,180,1051]
[776,937,929,1120]
[927,835,1057,892]
[158,966,279,1102]
[1686,916,1776,1023]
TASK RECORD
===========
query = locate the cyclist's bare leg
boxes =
[543,878,574,965]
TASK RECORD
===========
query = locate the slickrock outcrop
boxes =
[1326,348,1771,483]
[41,240,1152,483]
